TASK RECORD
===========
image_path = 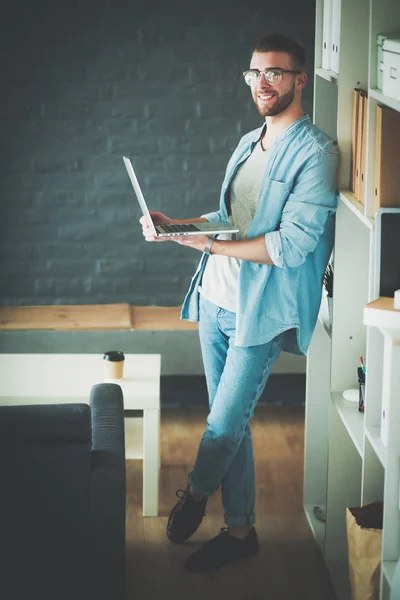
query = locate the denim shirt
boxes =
[181,114,339,354]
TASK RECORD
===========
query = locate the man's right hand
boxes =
[140,211,172,242]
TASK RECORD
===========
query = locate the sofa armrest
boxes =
[89,383,126,600]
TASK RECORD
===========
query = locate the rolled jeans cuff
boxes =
[224,513,256,527]
[188,472,218,499]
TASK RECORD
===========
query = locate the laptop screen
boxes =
[376,208,400,297]
[123,156,157,235]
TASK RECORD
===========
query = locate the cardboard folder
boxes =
[351,89,360,194]
[355,91,368,204]
[374,105,400,213]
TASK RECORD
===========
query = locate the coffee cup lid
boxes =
[103,351,125,361]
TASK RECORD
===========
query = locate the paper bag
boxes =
[346,502,383,600]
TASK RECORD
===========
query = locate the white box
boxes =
[382,38,400,102]
[377,34,388,90]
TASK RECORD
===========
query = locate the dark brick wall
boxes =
[0,0,315,306]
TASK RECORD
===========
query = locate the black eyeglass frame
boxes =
[242,68,302,86]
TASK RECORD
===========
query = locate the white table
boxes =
[0,353,161,517]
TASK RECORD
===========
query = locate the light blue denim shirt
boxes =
[181,114,339,354]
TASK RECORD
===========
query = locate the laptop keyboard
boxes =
[161,223,201,233]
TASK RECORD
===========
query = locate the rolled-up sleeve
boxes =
[201,211,223,223]
[265,148,339,268]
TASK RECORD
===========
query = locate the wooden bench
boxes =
[0,304,198,331]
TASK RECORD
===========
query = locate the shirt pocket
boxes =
[249,178,293,236]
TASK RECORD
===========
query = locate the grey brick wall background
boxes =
[0,0,315,307]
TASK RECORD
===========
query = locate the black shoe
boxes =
[185,527,259,573]
[167,485,207,544]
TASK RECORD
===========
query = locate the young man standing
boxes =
[141,33,339,572]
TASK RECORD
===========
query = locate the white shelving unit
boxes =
[304,0,400,599]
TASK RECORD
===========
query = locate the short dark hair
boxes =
[253,33,306,71]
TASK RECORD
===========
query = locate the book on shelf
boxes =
[374,105,400,214]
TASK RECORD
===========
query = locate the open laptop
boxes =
[375,207,400,298]
[123,156,238,237]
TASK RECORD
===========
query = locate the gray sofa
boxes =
[0,383,126,600]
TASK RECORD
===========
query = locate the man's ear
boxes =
[296,72,308,90]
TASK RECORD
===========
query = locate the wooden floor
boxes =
[125,404,336,600]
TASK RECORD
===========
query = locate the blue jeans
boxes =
[188,295,283,527]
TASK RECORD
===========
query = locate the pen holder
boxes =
[358,367,365,413]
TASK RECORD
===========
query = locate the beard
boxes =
[254,82,296,117]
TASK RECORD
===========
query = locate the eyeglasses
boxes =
[243,68,301,86]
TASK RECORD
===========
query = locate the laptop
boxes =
[375,207,400,298]
[122,156,239,237]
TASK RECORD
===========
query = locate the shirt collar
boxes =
[251,113,311,145]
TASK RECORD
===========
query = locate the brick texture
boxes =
[0,0,315,306]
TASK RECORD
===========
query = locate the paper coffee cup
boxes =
[103,351,125,379]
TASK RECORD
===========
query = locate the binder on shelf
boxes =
[355,90,368,204]
[353,89,368,204]
[351,89,360,193]
[354,90,363,199]
[359,92,368,205]
[374,105,400,213]
[322,0,332,71]
[330,0,341,74]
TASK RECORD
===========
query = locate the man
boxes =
[141,33,339,572]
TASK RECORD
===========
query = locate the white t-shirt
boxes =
[199,140,269,312]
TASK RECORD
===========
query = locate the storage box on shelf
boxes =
[376,34,400,93]
[382,38,400,102]
[305,0,400,598]
[377,34,388,90]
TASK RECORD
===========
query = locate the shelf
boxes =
[332,392,364,457]
[383,560,398,587]
[365,425,387,468]
[339,190,375,229]
[307,2,400,598]
[315,68,338,84]
[364,298,400,331]
[304,504,326,555]
[369,88,400,114]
